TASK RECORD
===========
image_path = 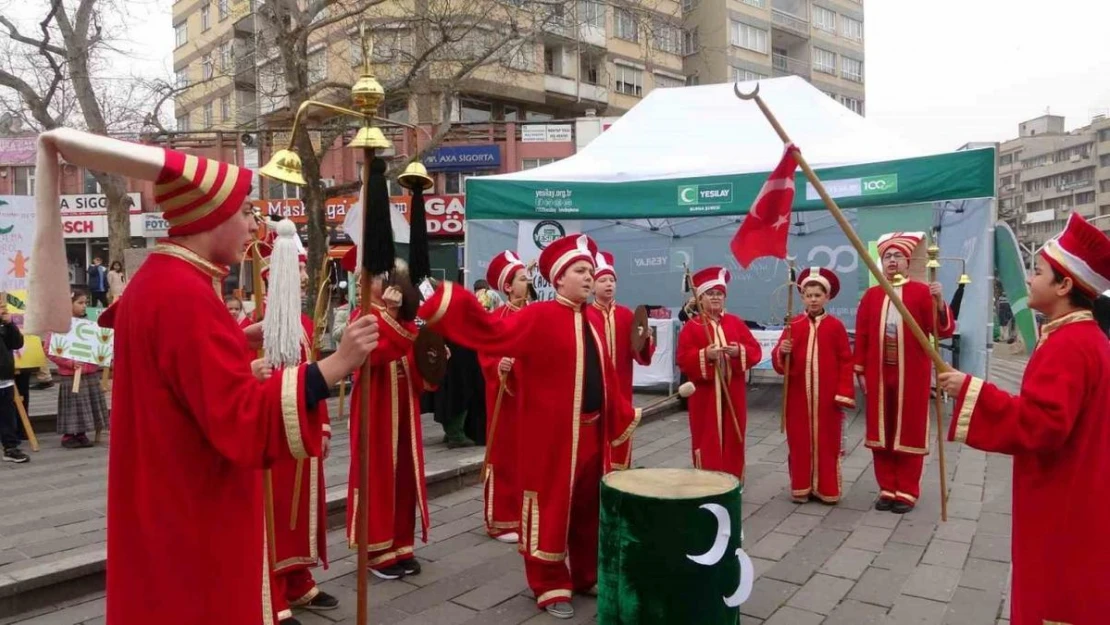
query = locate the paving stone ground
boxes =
[2,347,1029,625]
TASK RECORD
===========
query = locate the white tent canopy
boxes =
[488,76,929,184]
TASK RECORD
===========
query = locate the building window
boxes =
[220,95,231,121]
[175,22,187,48]
[203,101,213,127]
[740,0,765,6]
[218,0,229,20]
[349,33,363,66]
[503,41,536,71]
[579,0,605,27]
[683,28,699,55]
[653,73,685,89]
[812,6,835,32]
[731,67,767,82]
[83,169,102,194]
[841,16,863,41]
[841,56,863,82]
[729,21,768,53]
[840,96,863,114]
[614,64,643,96]
[201,4,211,31]
[176,114,189,131]
[686,75,700,86]
[1000,153,1014,165]
[175,68,190,89]
[522,158,556,170]
[526,111,554,121]
[653,23,682,55]
[615,10,638,41]
[456,98,492,122]
[682,0,697,12]
[11,167,34,196]
[444,172,482,195]
[1099,129,1110,142]
[812,47,836,74]
[1077,191,1096,205]
[268,179,303,200]
[308,48,327,83]
[221,42,233,72]
[580,56,600,84]
[202,56,214,80]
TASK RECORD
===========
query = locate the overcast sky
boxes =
[4,0,1110,154]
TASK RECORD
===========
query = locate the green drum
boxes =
[598,468,753,624]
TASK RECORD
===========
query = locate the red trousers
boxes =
[872,364,925,505]
[484,389,520,538]
[524,416,602,607]
[272,568,318,622]
[367,395,418,570]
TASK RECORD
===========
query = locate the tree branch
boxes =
[306,0,387,36]
[0,15,66,56]
[0,67,57,128]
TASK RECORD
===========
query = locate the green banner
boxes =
[467,149,995,220]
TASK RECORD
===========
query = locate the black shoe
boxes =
[399,558,421,576]
[874,498,894,511]
[76,433,94,448]
[370,563,407,580]
[32,381,54,390]
[445,438,476,449]
[303,591,339,611]
[2,448,28,463]
[278,617,301,625]
[62,436,83,449]
[891,501,914,514]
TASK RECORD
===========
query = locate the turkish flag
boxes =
[730,144,801,269]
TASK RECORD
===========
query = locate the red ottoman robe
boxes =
[345,305,431,568]
[419,284,639,592]
[772,312,856,502]
[104,244,324,625]
[854,280,954,454]
[949,311,1110,625]
[477,301,526,537]
[271,314,331,616]
[589,301,655,469]
[676,313,762,481]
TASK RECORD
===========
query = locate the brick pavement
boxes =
[4,348,1029,625]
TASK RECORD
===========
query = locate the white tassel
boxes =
[263,220,304,368]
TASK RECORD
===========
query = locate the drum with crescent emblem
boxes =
[597,468,751,624]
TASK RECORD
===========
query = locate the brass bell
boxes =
[891,273,908,287]
[348,126,392,150]
[350,73,386,117]
[926,258,941,269]
[958,273,971,285]
[398,161,434,191]
[259,149,307,186]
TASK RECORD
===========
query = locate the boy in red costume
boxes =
[854,232,952,514]
[589,251,655,468]
[939,213,1110,625]
[417,234,638,620]
[772,267,855,503]
[676,266,762,482]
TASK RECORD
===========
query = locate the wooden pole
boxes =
[481,375,507,482]
[72,368,82,393]
[927,236,950,522]
[250,240,279,569]
[356,148,373,625]
[734,85,949,373]
[780,261,796,434]
[338,378,346,419]
[12,386,37,452]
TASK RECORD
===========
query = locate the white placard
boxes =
[521,125,547,143]
[545,124,572,142]
[750,329,784,370]
[633,318,680,387]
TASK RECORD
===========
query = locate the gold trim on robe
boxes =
[281,368,307,459]
[537,589,573,604]
[953,376,984,443]
[427,282,454,326]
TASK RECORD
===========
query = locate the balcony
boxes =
[234,57,257,88]
[543,74,608,104]
[771,9,809,38]
[543,19,607,48]
[772,53,810,79]
[231,0,255,35]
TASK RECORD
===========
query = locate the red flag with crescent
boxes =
[730,144,800,269]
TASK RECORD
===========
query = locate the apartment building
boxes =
[998,114,1110,249]
[682,0,865,114]
[171,0,685,135]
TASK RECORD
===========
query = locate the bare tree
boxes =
[0,0,169,271]
[243,0,679,298]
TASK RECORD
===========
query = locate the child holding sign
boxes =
[47,289,109,449]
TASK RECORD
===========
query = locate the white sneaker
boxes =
[495,532,519,544]
[545,602,574,619]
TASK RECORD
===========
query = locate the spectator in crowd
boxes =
[0,298,27,463]
[225,295,251,330]
[47,289,109,449]
[108,261,127,304]
[87,257,109,307]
